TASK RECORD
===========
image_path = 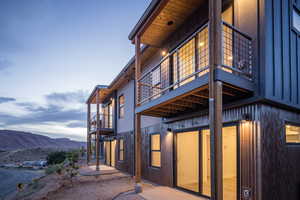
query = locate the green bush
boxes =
[45,164,63,175]
[66,150,79,164]
[46,151,66,165]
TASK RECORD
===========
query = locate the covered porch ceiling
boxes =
[140,83,253,118]
[87,86,110,104]
[130,0,206,46]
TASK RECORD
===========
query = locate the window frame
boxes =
[292,5,300,35]
[118,95,125,119]
[118,138,125,161]
[285,121,300,145]
[150,133,161,168]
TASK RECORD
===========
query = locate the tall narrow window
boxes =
[150,134,161,168]
[286,124,300,143]
[119,139,124,161]
[118,95,125,119]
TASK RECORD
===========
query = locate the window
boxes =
[293,8,300,32]
[118,95,125,119]
[286,124,300,144]
[119,139,124,161]
[150,134,161,167]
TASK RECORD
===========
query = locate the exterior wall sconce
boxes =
[161,50,167,56]
[241,113,252,123]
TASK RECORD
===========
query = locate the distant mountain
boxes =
[0,130,86,151]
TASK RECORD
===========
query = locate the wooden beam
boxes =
[161,105,185,111]
[170,101,194,109]
[182,96,207,104]
[135,36,142,184]
[191,92,209,99]
[154,108,178,114]
[209,0,223,199]
[96,91,100,171]
[143,111,166,117]
[87,103,91,164]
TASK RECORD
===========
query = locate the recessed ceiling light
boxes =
[167,21,174,26]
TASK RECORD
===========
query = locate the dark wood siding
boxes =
[115,131,135,175]
[140,104,261,200]
[141,124,174,186]
[259,105,300,200]
[264,0,300,109]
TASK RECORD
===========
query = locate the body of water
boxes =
[0,168,44,199]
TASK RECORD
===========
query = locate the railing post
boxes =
[87,103,91,164]
[134,35,142,192]
[96,90,100,171]
[209,0,223,200]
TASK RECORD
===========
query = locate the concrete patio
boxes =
[79,164,120,176]
[139,186,208,200]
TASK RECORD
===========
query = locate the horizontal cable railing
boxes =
[137,22,253,105]
[90,113,113,131]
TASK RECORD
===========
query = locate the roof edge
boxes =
[86,85,108,104]
[128,0,160,41]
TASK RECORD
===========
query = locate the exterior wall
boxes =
[117,79,135,133]
[141,115,161,129]
[263,0,300,109]
[259,104,300,200]
[115,131,135,175]
[140,104,262,200]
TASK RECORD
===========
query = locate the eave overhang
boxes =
[128,0,205,47]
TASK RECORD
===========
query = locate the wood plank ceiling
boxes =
[142,84,252,117]
[141,0,206,46]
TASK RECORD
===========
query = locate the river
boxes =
[0,168,44,200]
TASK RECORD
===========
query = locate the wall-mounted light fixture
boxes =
[161,50,167,56]
[241,113,252,123]
[199,42,205,47]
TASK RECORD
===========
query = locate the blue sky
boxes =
[0,0,151,141]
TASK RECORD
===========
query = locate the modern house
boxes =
[86,0,300,199]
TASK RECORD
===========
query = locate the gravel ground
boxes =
[0,168,44,200]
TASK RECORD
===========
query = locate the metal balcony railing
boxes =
[137,22,253,105]
[90,113,113,131]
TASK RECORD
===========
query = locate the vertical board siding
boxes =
[265,0,300,108]
[260,105,300,200]
[274,0,283,98]
[115,131,135,175]
[141,104,261,200]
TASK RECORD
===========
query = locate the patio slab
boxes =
[140,186,208,200]
[79,164,119,176]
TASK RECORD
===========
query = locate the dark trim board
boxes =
[215,69,255,92]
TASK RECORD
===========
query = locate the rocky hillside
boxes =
[0,130,85,151]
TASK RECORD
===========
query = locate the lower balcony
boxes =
[89,114,114,135]
[136,22,254,117]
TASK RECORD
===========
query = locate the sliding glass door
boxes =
[176,131,199,192]
[175,126,238,200]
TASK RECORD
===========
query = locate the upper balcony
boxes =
[89,113,114,135]
[136,22,254,117]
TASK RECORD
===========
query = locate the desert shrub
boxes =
[45,164,63,175]
[46,151,66,165]
[66,150,79,164]
[17,183,24,191]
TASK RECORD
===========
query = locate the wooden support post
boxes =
[87,103,91,164]
[134,35,142,184]
[209,0,223,200]
[96,91,100,171]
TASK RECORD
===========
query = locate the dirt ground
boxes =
[7,165,153,200]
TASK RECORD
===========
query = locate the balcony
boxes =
[89,113,114,135]
[136,22,254,117]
